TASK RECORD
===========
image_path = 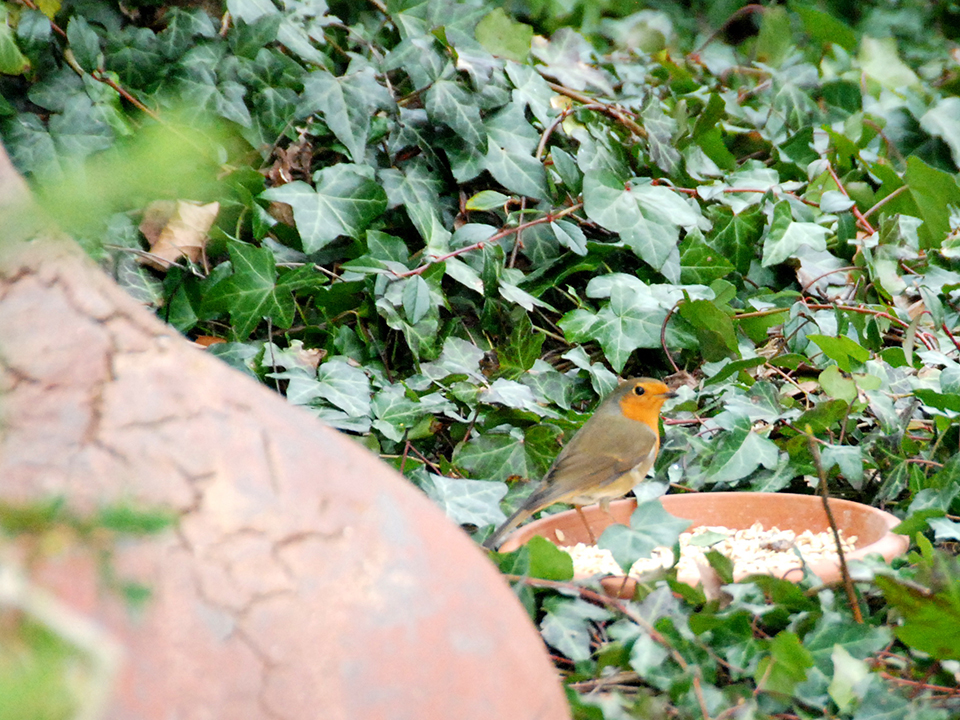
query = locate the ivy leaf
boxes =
[454,425,561,483]
[48,94,114,161]
[371,384,428,441]
[498,312,545,378]
[423,473,508,527]
[299,67,385,164]
[482,379,547,415]
[794,4,856,52]
[505,61,556,126]
[762,201,829,267]
[526,535,574,581]
[875,559,960,661]
[819,365,857,402]
[807,334,869,372]
[176,45,252,127]
[642,100,680,174]
[157,8,216,58]
[551,220,587,256]
[421,336,486,382]
[532,28,613,95]
[559,275,695,373]
[540,596,612,662]
[677,298,738,362]
[903,156,960,249]
[708,205,764,275]
[379,160,447,250]
[583,172,692,279]
[0,10,29,75]
[821,445,864,489]
[314,357,371,418]
[261,166,387,253]
[859,36,921,91]
[401,275,432,325]
[754,4,791,67]
[465,190,510,211]
[425,78,487,152]
[105,27,164,86]
[755,632,813,696]
[66,15,101,73]
[929,517,960,541]
[679,234,735,285]
[598,500,691,573]
[484,132,546,201]
[376,295,441,360]
[202,242,306,339]
[704,414,780,485]
[583,170,641,231]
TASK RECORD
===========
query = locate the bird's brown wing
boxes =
[535,418,659,505]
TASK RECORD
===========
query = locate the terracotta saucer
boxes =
[498,492,909,595]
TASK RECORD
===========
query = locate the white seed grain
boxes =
[565,523,858,580]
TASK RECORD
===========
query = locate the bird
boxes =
[482,377,677,550]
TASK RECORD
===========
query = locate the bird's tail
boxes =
[481,506,533,550]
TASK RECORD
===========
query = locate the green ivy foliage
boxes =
[4,0,960,716]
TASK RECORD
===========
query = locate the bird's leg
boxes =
[575,505,597,545]
[600,498,617,524]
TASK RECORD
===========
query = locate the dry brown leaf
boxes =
[291,341,326,370]
[194,336,226,348]
[265,138,314,186]
[138,200,219,271]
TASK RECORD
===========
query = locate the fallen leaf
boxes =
[138,200,219,271]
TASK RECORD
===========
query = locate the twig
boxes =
[650,179,819,208]
[877,672,960,698]
[391,204,582,279]
[399,436,412,475]
[941,323,960,355]
[535,103,609,160]
[544,81,646,138]
[661,302,681,374]
[806,432,862,623]
[692,4,768,56]
[733,307,790,319]
[826,163,875,235]
[404,442,443,475]
[508,197,527,269]
[802,301,936,350]
[799,266,861,296]
[862,185,908,221]
[92,70,161,121]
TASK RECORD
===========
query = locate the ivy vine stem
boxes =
[390,203,583,279]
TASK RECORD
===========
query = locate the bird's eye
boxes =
[632,385,646,396]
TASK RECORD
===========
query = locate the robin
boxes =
[482,377,676,550]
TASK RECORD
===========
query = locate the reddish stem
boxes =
[803,301,936,350]
[391,204,582,279]
[826,163,876,235]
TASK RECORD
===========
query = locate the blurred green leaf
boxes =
[475,8,532,62]
[755,631,813,696]
[598,500,691,573]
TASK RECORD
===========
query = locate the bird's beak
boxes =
[660,390,678,399]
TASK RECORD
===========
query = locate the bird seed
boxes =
[565,522,858,580]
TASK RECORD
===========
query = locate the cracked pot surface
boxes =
[0,147,570,720]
